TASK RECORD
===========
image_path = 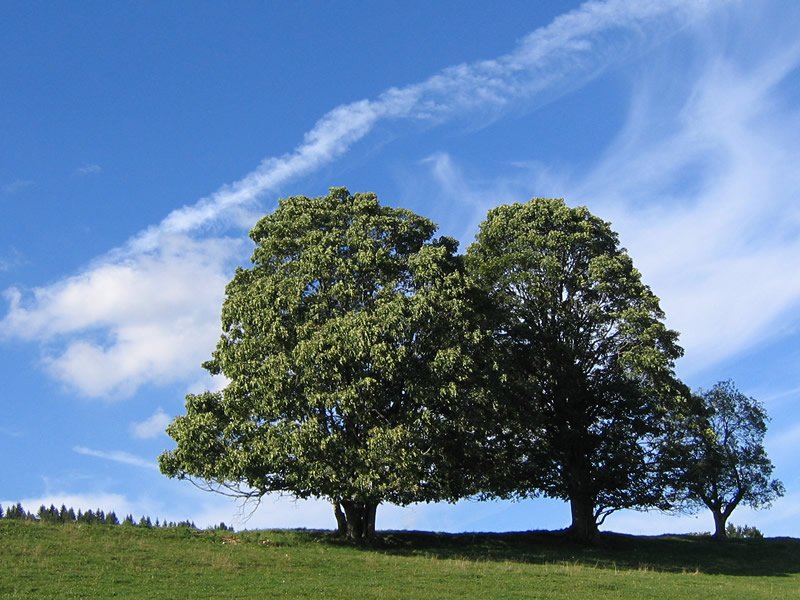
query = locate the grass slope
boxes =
[2,521,799,599]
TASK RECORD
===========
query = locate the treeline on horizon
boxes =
[0,500,769,541]
[0,502,233,532]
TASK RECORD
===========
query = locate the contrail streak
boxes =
[131,0,722,252]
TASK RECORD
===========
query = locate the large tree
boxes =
[160,188,479,541]
[664,380,784,539]
[466,198,687,541]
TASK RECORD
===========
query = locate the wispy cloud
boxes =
[417,152,546,245]
[130,409,171,440]
[0,426,23,438]
[762,385,800,405]
[74,446,158,471]
[565,8,800,375]
[1,180,34,194]
[420,1,800,378]
[0,258,14,274]
[0,0,725,398]
[76,163,102,176]
[0,248,24,273]
[769,422,800,457]
[130,0,719,251]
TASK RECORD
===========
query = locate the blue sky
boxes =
[2,0,800,536]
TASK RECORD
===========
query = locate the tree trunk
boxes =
[565,455,598,542]
[339,500,379,542]
[567,493,598,542]
[712,509,728,540]
[364,502,377,539]
[333,501,347,536]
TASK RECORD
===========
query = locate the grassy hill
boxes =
[2,520,799,599]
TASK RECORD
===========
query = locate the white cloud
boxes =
[191,495,337,531]
[762,385,800,405]
[567,19,800,375]
[1,235,243,398]
[131,409,171,440]
[2,485,345,530]
[3,235,238,339]
[1,0,720,399]
[155,490,551,533]
[186,372,229,396]
[419,152,550,246]
[1,492,136,517]
[1,179,34,194]
[76,163,102,176]
[421,3,800,377]
[0,490,192,524]
[125,0,717,252]
[0,248,23,273]
[73,446,158,471]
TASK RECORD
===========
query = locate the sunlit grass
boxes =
[2,521,798,599]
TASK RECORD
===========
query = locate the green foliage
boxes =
[3,501,193,530]
[37,505,60,523]
[160,188,481,539]
[663,381,784,538]
[726,523,764,540]
[465,198,687,540]
[4,502,34,521]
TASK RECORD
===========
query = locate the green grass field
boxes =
[2,520,798,599]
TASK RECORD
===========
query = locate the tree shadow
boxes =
[311,529,800,577]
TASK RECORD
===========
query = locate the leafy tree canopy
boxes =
[160,188,480,540]
[466,198,688,541]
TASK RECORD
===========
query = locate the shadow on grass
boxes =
[285,529,800,577]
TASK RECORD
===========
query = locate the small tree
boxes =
[665,381,784,539]
[6,502,28,520]
[725,523,763,539]
[37,505,59,523]
[161,189,481,541]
